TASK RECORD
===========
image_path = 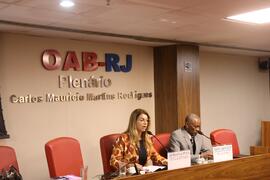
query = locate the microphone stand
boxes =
[197,130,222,145]
[147,131,169,154]
[134,163,139,175]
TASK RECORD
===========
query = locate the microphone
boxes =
[197,130,222,145]
[147,131,169,153]
[134,163,139,175]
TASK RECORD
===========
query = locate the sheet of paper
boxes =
[167,150,191,170]
[53,175,81,180]
[143,165,166,172]
[213,144,233,162]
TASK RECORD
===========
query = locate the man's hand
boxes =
[200,151,213,159]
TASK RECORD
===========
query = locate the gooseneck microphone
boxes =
[147,131,169,153]
[197,130,222,145]
[134,163,139,175]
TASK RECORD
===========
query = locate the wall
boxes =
[1,32,270,179]
[200,51,270,154]
[0,33,155,179]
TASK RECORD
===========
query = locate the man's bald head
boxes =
[184,113,201,136]
[185,113,201,124]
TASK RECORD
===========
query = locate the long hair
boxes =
[124,109,153,150]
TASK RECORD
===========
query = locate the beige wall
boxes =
[0,33,270,179]
[0,33,155,179]
[200,51,270,154]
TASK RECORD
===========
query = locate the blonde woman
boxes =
[110,109,167,171]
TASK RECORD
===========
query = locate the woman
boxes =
[110,108,167,171]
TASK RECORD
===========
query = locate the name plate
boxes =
[213,145,233,162]
[167,150,191,170]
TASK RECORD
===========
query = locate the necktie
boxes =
[191,136,196,154]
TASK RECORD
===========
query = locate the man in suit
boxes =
[168,113,212,163]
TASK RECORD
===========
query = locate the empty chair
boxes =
[210,129,240,156]
[152,133,170,158]
[0,146,19,172]
[45,137,84,178]
[100,134,120,174]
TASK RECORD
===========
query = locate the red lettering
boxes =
[41,49,61,70]
[82,52,98,71]
[62,51,80,71]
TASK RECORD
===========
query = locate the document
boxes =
[213,144,233,162]
[53,175,81,180]
[167,150,191,170]
[143,165,166,172]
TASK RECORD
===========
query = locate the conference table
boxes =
[118,153,270,180]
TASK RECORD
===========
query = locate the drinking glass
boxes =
[203,155,209,164]
[196,155,204,164]
[118,162,126,176]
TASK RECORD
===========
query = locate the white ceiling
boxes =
[1,0,270,55]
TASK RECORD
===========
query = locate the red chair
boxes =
[0,146,19,172]
[210,129,240,156]
[45,137,84,178]
[152,133,170,158]
[100,134,120,174]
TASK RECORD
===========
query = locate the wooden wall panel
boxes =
[261,121,270,146]
[177,45,200,127]
[250,146,270,155]
[154,45,200,133]
[154,46,178,133]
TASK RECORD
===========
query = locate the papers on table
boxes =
[53,175,81,180]
[143,165,166,172]
[167,150,191,170]
[142,145,232,175]
[213,144,233,162]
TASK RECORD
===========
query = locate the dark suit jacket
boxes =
[169,127,211,162]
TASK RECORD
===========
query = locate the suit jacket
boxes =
[168,127,211,162]
[110,133,167,171]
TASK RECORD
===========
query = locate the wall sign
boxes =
[184,61,192,72]
[41,49,132,72]
[9,49,153,104]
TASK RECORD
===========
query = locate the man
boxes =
[169,113,212,163]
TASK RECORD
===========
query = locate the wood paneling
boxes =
[250,146,270,155]
[154,45,200,133]
[121,154,270,180]
[261,121,270,146]
[154,46,178,133]
[250,121,270,155]
[177,45,200,127]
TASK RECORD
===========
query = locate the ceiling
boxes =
[1,0,270,56]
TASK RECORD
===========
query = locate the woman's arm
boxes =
[110,135,126,171]
[150,146,168,166]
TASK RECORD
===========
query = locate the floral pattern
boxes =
[110,133,167,171]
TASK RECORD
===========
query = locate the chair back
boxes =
[0,146,19,171]
[210,129,240,156]
[100,134,120,174]
[152,133,170,158]
[45,137,84,178]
